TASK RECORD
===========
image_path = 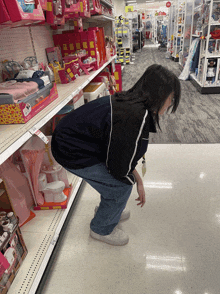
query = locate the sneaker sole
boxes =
[90,230,129,246]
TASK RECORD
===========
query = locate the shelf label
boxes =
[30,127,49,144]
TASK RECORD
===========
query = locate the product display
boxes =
[0,0,117,290]
[3,0,45,27]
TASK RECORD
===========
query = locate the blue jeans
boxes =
[66,163,133,235]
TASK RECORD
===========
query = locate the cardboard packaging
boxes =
[0,83,58,125]
[3,0,45,27]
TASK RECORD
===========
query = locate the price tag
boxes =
[30,128,49,144]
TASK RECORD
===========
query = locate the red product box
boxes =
[72,18,83,32]
[65,0,80,15]
[90,0,102,15]
[46,0,65,25]
[80,31,89,54]
[74,32,82,51]
[0,0,11,26]
[114,63,122,92]
[79,0,90,18]
[3,0,45,27]
[0,83,59,125]
[53,34,70,57]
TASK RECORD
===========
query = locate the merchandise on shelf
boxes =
[0,0,11,26]
[46,0,66,26]
[20,136,71,210]
[39,0,47,10]
[90,0,102,15]
[79,0,90,17]
[0,160,35,227]
[83,82,107,102]
[3,0,45,27]
[65,0,81,17]
[0,206,28,294]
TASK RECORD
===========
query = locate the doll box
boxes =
[0,83,58,125]
[0,222,27,294]
[3,0,45,25]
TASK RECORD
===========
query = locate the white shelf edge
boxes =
[28,178,83,294]
[90,14,115,21]
[0,131,32,165]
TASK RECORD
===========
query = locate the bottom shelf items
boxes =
[190,73,220,94]
[7,173,82,294]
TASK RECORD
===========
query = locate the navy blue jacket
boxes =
[51,95,156,185]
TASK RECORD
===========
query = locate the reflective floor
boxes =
[41,144,220,294]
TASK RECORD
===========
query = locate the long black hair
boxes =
[114,64,181,129]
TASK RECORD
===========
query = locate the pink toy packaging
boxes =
[0,83,58,125]
[46,0,66,25]
[0,0,11,27]
[90,0,102,15]
[3,0,45,27]
[39,0,47,10]
[65,0,80,17]
[20,135,72,210]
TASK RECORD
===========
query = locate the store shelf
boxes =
[90,14,115,22]
[100,0,114,8]
[0,55,116,166]
[7,172,83,294]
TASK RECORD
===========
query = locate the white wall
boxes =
[113,0,126,17]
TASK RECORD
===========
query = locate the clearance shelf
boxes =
[3,55,116,294]
[0,55,116,166]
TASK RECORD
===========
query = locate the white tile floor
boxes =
[41,144,220,294]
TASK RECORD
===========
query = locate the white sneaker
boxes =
[90,227,129,246]
[94,206,130,221]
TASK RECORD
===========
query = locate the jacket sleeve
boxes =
[106,110,148,185]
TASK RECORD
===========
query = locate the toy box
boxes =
[20,136,71,210]
[46,0,65,25]
[79,0,90,18]
[90,0,102,15]
[0,0,11,27]
[3,0,45,27]
[65,0,80,16]
[39,0,47,10]
[0,83,58,125]
[0,218,27,294]
[46,47,63,64]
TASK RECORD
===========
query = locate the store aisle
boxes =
[40,143,220,294]
[122,45,220,144]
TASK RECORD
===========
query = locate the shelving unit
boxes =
[179,0,194,67]
[7,172,82,294]
[0,55,116,166]
[189,0,220,93]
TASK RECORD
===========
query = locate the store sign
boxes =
[166,1,171,7]
[125,6,133,13]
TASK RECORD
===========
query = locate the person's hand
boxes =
[135,181,146,207]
